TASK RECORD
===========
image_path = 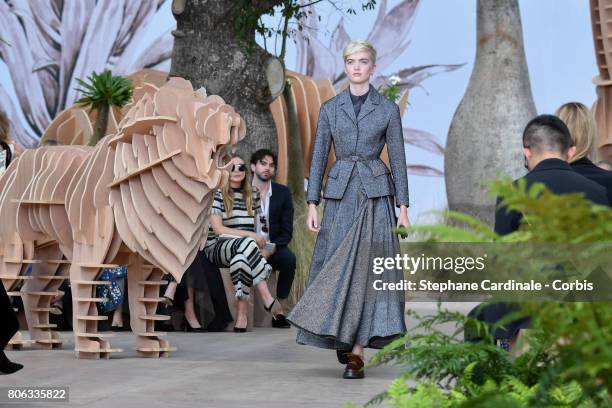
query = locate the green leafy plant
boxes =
[349,179,612,407]
[75,70,133,146]
[355,303,610,407]
[233,0,377,59]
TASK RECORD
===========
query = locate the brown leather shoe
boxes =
[342,353,365,379]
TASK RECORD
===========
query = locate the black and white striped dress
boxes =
[204,189,271,300]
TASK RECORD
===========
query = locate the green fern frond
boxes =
[358,179,612,408]
[549,381,583,404]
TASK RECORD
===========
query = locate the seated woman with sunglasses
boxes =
[204,155,287,331]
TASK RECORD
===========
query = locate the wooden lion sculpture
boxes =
[0,78,245,359]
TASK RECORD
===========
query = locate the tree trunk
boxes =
[89,103,109,146]
[445,0,536,226]
[283,82,306,205]
[169,0,282,159]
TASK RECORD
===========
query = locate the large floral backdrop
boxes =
[0,0,598,221]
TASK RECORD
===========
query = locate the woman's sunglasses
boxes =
[259,215,268,233]
[233,164,246,172]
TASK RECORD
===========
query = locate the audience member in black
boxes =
[495,114,609,235]
[556,102,612,204]
[470,114,609,351]
[174,251,233,332]
[250,149,295,328]
[1,282,23,374]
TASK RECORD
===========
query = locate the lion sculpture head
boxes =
[107,78,245,280]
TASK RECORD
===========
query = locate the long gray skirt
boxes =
[288,170,406,350]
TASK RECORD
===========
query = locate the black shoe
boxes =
[185,326,206,332]
[233,326,247,333]
[264,298,290,328]
[0,351,23,375]
[271,313,291,328]
[0,361,23,375]
[183,318,205,332]
[336,349,351,364]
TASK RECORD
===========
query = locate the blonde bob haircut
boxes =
[555,102,598,162]
[343,40,377,64]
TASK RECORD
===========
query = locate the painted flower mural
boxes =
[1,0,460,179]
[0,0,171,147]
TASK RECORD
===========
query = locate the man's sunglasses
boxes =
[233,164,246,172]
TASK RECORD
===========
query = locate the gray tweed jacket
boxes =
[306,85,409,207]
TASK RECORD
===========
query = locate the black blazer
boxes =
[267,182,294,247]
[570,157,612,204]
[495,158,610,235]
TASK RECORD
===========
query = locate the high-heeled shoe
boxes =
[183,318,205,332]
[233,317,247,333]
[264,298,290,328]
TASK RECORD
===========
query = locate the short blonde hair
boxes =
[555,102,597,162]
[343,40,377,64]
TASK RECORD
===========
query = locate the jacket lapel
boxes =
[339,89,357,126]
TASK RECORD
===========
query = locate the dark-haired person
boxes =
[470,114,609,351]
[556,102,612,204]
[250,149,294,328]
[495,114,609,234]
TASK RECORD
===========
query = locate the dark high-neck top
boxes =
[349,89,369,118]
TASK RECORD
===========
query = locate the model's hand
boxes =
[307,203,320,232]
[397,207,410,239]
[397,212,411,229]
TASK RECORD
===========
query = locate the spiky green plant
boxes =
[75,70,133,146]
